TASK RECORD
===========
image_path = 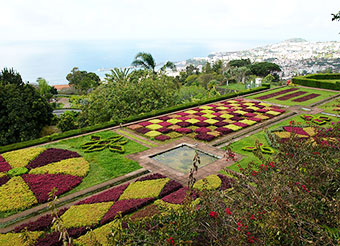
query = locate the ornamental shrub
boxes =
[116,121,340,245]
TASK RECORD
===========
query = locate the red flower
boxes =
[225,208,232,215]
[209,211,218,218]
[166,237,174,244]
[250,214,255,220]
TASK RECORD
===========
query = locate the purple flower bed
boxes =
[176,121,191,127]
[212,117,224,121]
[283,126,309,136]
[215,127,233,134]
[157,127,172,134]
[233,122,248,128]
[162,187,198,204]
[256,109,269,113]
[175,128,193,134]
[292,93,320,102]
[76,184,129,205]
[194,121,210,127]
[155,135,171,141]
[217,174,233,190]
[27,148,81,169]
[269,108,286,113]
[230,116,243,121]
[0,175,10,186]
[35,232,62,246]
[158,116,171,121]
[159,180,182,197]
[22,174,83,203]
[135,127,150,134]
[100,198,155,225]
[0,155,5,162]
[194,112,205,116]
[195,116,208,121]
[195,133,216,141]
[276,91,307,101]
[194,127,211,134]
[256,88,299,100]
[244,113,257,117]
[177,117,190,121]
[214,121,228,127]
[14,208,67,232]
[0,161,11,172]
[212,112,222,116]
[136,173,167,182]
[249,117,262,122]
[176,112,189,116]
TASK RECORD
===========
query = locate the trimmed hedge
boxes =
[292,73,340,90]
[0,85,270,153]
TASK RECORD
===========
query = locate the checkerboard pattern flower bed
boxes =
[4,174,182,245]
[128,99,285,142]
[0,148,89,214]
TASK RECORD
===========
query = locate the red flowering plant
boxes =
[111,122,340,245]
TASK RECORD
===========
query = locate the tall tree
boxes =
[249,62,281,77]
[160,61,177,72]
[0,68,53,145]
[105,68,132,84]
[37,77,53,100]
[131,52,156,72]
[331,11,340,21]
[66,67,100,94]
[228,58,251,68]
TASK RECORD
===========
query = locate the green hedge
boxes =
[0,85,270,153]
[292,73,340,90]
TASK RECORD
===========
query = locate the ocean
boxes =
[0,39,275,85]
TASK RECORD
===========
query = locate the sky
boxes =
[1,0,339,44]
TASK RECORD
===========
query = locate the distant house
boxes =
[53,84,70,91]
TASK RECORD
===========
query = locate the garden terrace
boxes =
[246,86,339,106]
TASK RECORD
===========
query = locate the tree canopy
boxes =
[66,67,101,94]
[332,11,340,21]
[249,62,281,77]
[228,59,251,68]
[0,68,53,146]
[131,52,156,72]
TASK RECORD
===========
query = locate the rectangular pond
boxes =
[150,144,219,173]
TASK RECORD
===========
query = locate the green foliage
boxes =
[7,167,29,177]
[0,69,53,146]
[249,62,281,77]
[37,77,53,100]
[228,58,251,68]
[57,111,79,132]
[292,73,340,90]
[331,11,340,21]
[175,85,210,104]
[81,135,128,153]
[131,52,156,72]
[66,67,101,94]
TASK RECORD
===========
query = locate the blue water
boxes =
[0,39,273,85]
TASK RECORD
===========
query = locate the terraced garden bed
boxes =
[246,86,338,106]
[127,98,286,142]
[0,174,231,246]
[0,131,148,218]
[319,97,340,114]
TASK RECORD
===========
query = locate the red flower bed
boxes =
[35,232,62,246]
[162,187,198,204]
[245,113,257,117]
[176,121,191,127]
[212,117,224,121]
[195,133,216,141]
[100,198,155,225]
[157,127,172,134]
[135,127,150,134]
[22,174,83,203]
[195,116,208,121]
[256,88,299,100]
[276,91,307,101]
[177,117,190,121]
[216,127,233,134]
[136,173,167,182]
[76,184,129,205]
[138,121,152,127]
[176,112,189,116]
[292,93,320,102]
[248,117,262,122]
[230,116,244,121]
[158,116,171,121]
[27,148,81,169]
[0,175,10,186]
[14,208,67,232]
[214,121,228,127]
[0,160,11,172]
[233,122,248,128]
[0,155,5,162]
[158,121,172,127]
[194,127,211,134]
[212,112,222,116]
[155,135,171,141]
[175,128,193,134]
[283,126,309,136]
[159,180,182,197]
[194,121,210,127]
[217,174,233,190]
[256,109,269,113]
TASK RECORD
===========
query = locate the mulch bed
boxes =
[276,91,307,101]
[292,93,320,102]
[255,88,299,100]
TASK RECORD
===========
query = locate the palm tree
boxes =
[160,61,177,72]
[105,68,131,83]
[131,52,156,73]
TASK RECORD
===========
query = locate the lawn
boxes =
[44,130,148,194]
[217,83,247,91]
[245,86,338,106]
[319,97,340,115]
[220,113,340,173]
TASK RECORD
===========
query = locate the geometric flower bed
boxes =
[0,148,89,216]
[6,173,182,245]
[128,99,285,142]
[81,135,128,153]
[255,88,299,100]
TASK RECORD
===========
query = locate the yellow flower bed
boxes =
[29,157,89,177]
[0,231,43,246]
[57,202,114,229]
[119,178,170,200]
[2,147,45,168]
[0,177,38,212]
[193,175,222,190]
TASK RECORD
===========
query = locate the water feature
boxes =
[150,144,219,173]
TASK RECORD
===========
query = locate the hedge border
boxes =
[0,85,270,154]
[292,73,340,91]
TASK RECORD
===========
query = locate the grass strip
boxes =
[116,129,158,147]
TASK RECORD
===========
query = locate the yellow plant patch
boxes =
[0,231,43,246]
[193,174,221,190]
[2,147,45,169]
